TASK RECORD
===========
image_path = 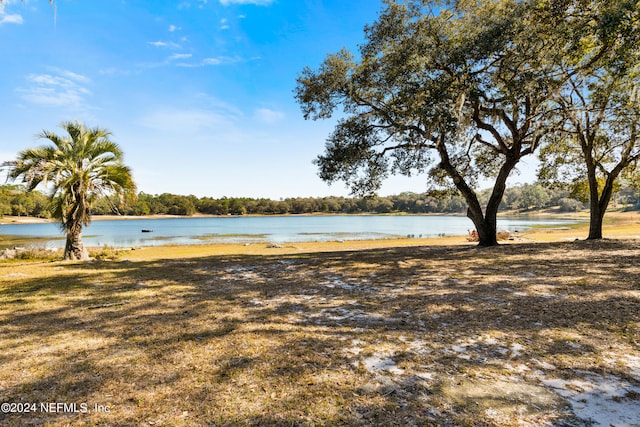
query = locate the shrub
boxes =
[496,231,512,241]
[11,248,61,261]
[89,246,126,261]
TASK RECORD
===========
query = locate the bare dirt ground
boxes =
[1,236,640,426]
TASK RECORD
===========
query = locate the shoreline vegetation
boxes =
[3,183,639,220]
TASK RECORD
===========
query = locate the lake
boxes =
[0,215,580,249]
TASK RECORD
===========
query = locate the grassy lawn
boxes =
[1,221,640,425]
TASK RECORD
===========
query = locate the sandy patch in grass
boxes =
[541,373,640,426]
[1,235,640,425]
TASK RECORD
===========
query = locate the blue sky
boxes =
[0,0,537,199]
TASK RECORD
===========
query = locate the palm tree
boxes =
[3,121,136,260]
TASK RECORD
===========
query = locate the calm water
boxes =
[0,215,579,248]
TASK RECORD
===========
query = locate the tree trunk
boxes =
[587,173,617,240]
[587,205,604,240]
[435,139,499,246]
[466,207,498,246]
[464,154,519,247]
[435,137,520,247]
[64,225,88,260]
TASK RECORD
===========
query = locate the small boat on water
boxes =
[141,229,153,233]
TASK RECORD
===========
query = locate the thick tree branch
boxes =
[471,102,508,153]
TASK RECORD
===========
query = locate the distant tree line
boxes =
[3,182,640,219]
[0,185,51,218]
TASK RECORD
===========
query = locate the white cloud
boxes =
[219,0,275,5]
[168,24,181,32]
[148,40,181,49]
[219,18,229,30]
[55,68,91,84]
[254,108,285,124]
[0,13,23,25]
[168,53,193,61]
[140,109,225,131]
[99,67,133,76]
[17,70,92,109]
[195,93,244,117]
[142,51,241,69]
[177,0,208,9]
[202,56,236,65]
[175,56,242,67]
[136,98,277,154]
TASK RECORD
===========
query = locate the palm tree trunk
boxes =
[64,225,88,260]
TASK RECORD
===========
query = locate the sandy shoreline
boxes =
[121,220,640,261]
[2,211,639,259]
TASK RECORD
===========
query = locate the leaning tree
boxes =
[295,0,613,246]
[3,121,136,260]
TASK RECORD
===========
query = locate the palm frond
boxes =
[4,120,136,234]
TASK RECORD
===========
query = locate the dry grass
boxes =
[1,220,640,426]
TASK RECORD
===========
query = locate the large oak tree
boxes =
[296,0,619,246]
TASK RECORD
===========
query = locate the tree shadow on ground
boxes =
[1,239,639,425]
